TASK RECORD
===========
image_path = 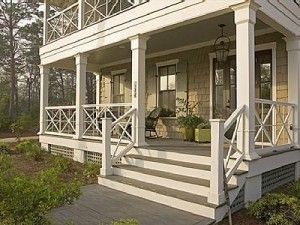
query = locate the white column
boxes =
[286,37,300,147]
[78,0,85,29]
[208,119,225,205]
[101,118,113,176]
[39,65,49,135]
[43,0,50,45]
[130,35,149,147]
[233,2,260,160]
[95,73,101,105]
[74,54,88,139]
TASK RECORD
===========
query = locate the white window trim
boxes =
[156,59,179,117]
[110,69,127,103]
[209,42,277,119]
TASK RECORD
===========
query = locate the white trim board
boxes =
[209,42,277,119]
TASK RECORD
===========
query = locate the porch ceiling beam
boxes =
[49,60,100,73]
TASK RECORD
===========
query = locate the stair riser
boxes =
[98,177,216,219]
[130,148,211,165]
[114,167,210,196]
[123,157,211,180]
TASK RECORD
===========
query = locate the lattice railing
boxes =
[47,2,79,43]
[45,106,76,137]
[84,0,135,27]
[224,105,246,182]
[255,99,295,150]
[82,103,134,141]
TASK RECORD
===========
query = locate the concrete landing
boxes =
[51,185,214,225]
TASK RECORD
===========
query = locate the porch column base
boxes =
[100,168,113,176]
[295,162,300,180]
[208,192,225,206]
[41,143,50,152]
[74,149,85,163]
[245,175,262,206]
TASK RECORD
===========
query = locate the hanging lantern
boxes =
[214,24,231,64]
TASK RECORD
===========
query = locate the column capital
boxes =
[232,1,260,25]
[75,53,88,65]
[130,34,150,51]
[39,65,50,73]
[284,36,300,51]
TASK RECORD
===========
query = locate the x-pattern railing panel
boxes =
[223,105,245,182]
[47,3,79,43]
[84,0,135,27]
[45,106,76,136]
[255,99,295,149]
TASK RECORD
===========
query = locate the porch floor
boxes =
[145,138,212,157]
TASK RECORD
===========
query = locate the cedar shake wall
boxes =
[99,32,288,139]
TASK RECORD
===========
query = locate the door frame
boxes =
[209,42,277,119]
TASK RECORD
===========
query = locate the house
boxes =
[39,0,300,222]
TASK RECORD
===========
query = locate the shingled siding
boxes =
[99,32,288,139]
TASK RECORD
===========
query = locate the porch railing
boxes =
[45,106,77,137]
[47,2,79,43]
[254,98,295,150]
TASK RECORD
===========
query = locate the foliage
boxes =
[177,115,204,129]
[10,114,37,137]
[248,193,300,225]
[111,219,139,225]
[52,156,73,173]
[83,163,100,179]
[0,141,10,154]
[0,154,81,225]
[196,120,211,129]
[15,140,43,161]
[286,180,300,199]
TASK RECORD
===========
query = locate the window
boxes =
[158,65,176,117]
[112,73,125,103]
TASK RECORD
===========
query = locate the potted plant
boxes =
[195,120,211,143]
[176,98,203,142]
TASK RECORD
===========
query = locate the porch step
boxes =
[123,154,211,179]
[114,164,238,196]
[98,175,223,221]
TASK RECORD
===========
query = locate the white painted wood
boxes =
[98,176,216,219]
[74,149,85,163]
[113,167,210,196]
[78,0,85,29]
[130,35,148,147]
[101,118,113,176]
[95,73,101,105]
[39,65,49,135]
[123,157,211,179]
[74,54,88,139]
[208,119,225,205]
[233,2,260,161]
[43,0,50,45]
[130,147,211,165]
[286,37,300,147]
[244,175,262,206]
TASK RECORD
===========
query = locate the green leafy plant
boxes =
[53,156,73,173]
[10,114,37,138]
[83,163,100,179]
[196,120,211,129]
[248,193,300,225]
[15,140,43,161]
[111,219,139,225]
[0,155,81,225]
[0,141,10,154]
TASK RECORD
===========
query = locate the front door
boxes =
[213,49,273,118]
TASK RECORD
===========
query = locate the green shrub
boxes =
[53,156,72,172]
[10,114,37,138]
[0,141,10,154]
[0,113,12,132]
[15,140,43,161]
[83,163,100,179]
[0,156,81,225]
[111,219,139,225]
[249,193,300,225]
[287,180,300,199]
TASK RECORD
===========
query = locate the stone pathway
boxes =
[51,185,214,225]
[0,136,38,143]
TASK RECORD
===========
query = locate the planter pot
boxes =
[181,127,195,142]
[195,128,211,143]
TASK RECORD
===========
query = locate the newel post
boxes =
[208,119,226,205]
[101,118,113,176]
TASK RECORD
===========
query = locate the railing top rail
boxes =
[255,98,296,107]
[112,108,136,126]
[45,105,76,110]
[47,2,79,21]
[224,105,245,132]
[82,103,133,108]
